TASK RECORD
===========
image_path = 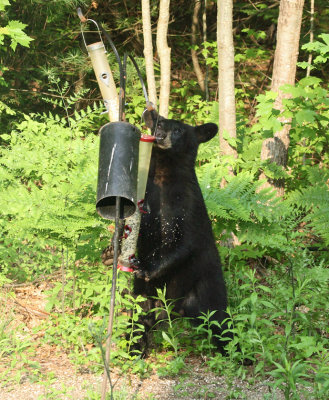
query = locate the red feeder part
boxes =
[140,134,155,142]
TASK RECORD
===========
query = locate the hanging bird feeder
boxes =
[96,121,140,220]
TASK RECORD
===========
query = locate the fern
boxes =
[288,181,329,246]
[197,160,297,253]
[0,110,109,280]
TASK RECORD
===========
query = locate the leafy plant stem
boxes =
[285,254,296,354]
[61,246,66,315]
[72,253,76,311]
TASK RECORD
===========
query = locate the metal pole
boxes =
[101,195,121,400]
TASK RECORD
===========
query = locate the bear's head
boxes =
[143,109,218,154]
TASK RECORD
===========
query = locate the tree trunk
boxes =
[306,0,314,78]
[217,0,240,247]
[142,0,158,107]
[156,0,171,117]
[217,0,237,175]
[202,0,209,101]
[260,0,305,196]
[191,0,205,92]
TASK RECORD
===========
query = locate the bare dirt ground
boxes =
[0,283,285,400]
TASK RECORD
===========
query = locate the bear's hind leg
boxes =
[181,280,230,354]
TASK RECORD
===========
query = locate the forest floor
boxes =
[0,283,288,400]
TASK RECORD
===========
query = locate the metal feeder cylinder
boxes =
[96,122,141,220]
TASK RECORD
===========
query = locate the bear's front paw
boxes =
[134,269,151,282]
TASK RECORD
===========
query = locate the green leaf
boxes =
[6,20,33,51]
[222,130,238,148]
[250,292,258,306]
[299,76,322,87]
[260,300,276,309]
[249,312,256,326]
[314,55,328,64]
[297,61,313,70]
[295,109,316,125]
[0,0,10,12]
[319,33,329,46]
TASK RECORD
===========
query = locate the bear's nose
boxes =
[155,130,166,141]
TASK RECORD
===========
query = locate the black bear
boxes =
[134,109,229,353]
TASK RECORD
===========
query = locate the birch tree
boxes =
[217,0,237,176]
[142,0,158,106]
[217,0,240,247]
[260,0,305,196]
[156,0,171,117]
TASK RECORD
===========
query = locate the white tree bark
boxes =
[142,0,158,106]
[260,0,305,196]
[217,0,237,167]
[156,0,171,117]
[217,0,240,246]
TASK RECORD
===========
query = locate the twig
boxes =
[306,0,315,78]
[2,271,62,288]
[12,298,51,317]
[9,87,101,101]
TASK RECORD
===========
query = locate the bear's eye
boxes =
[172,127,183,136]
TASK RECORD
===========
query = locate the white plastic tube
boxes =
[137,135,155,200]
[87,41,119,122]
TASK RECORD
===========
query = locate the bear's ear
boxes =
[195,123,218,143]
[143,108,161,132]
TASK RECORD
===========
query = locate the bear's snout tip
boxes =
[154,130,167,142]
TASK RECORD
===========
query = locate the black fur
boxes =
[134,110,228,352]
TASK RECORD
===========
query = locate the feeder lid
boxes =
[140,134,155,142]
[87,41,104,51]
